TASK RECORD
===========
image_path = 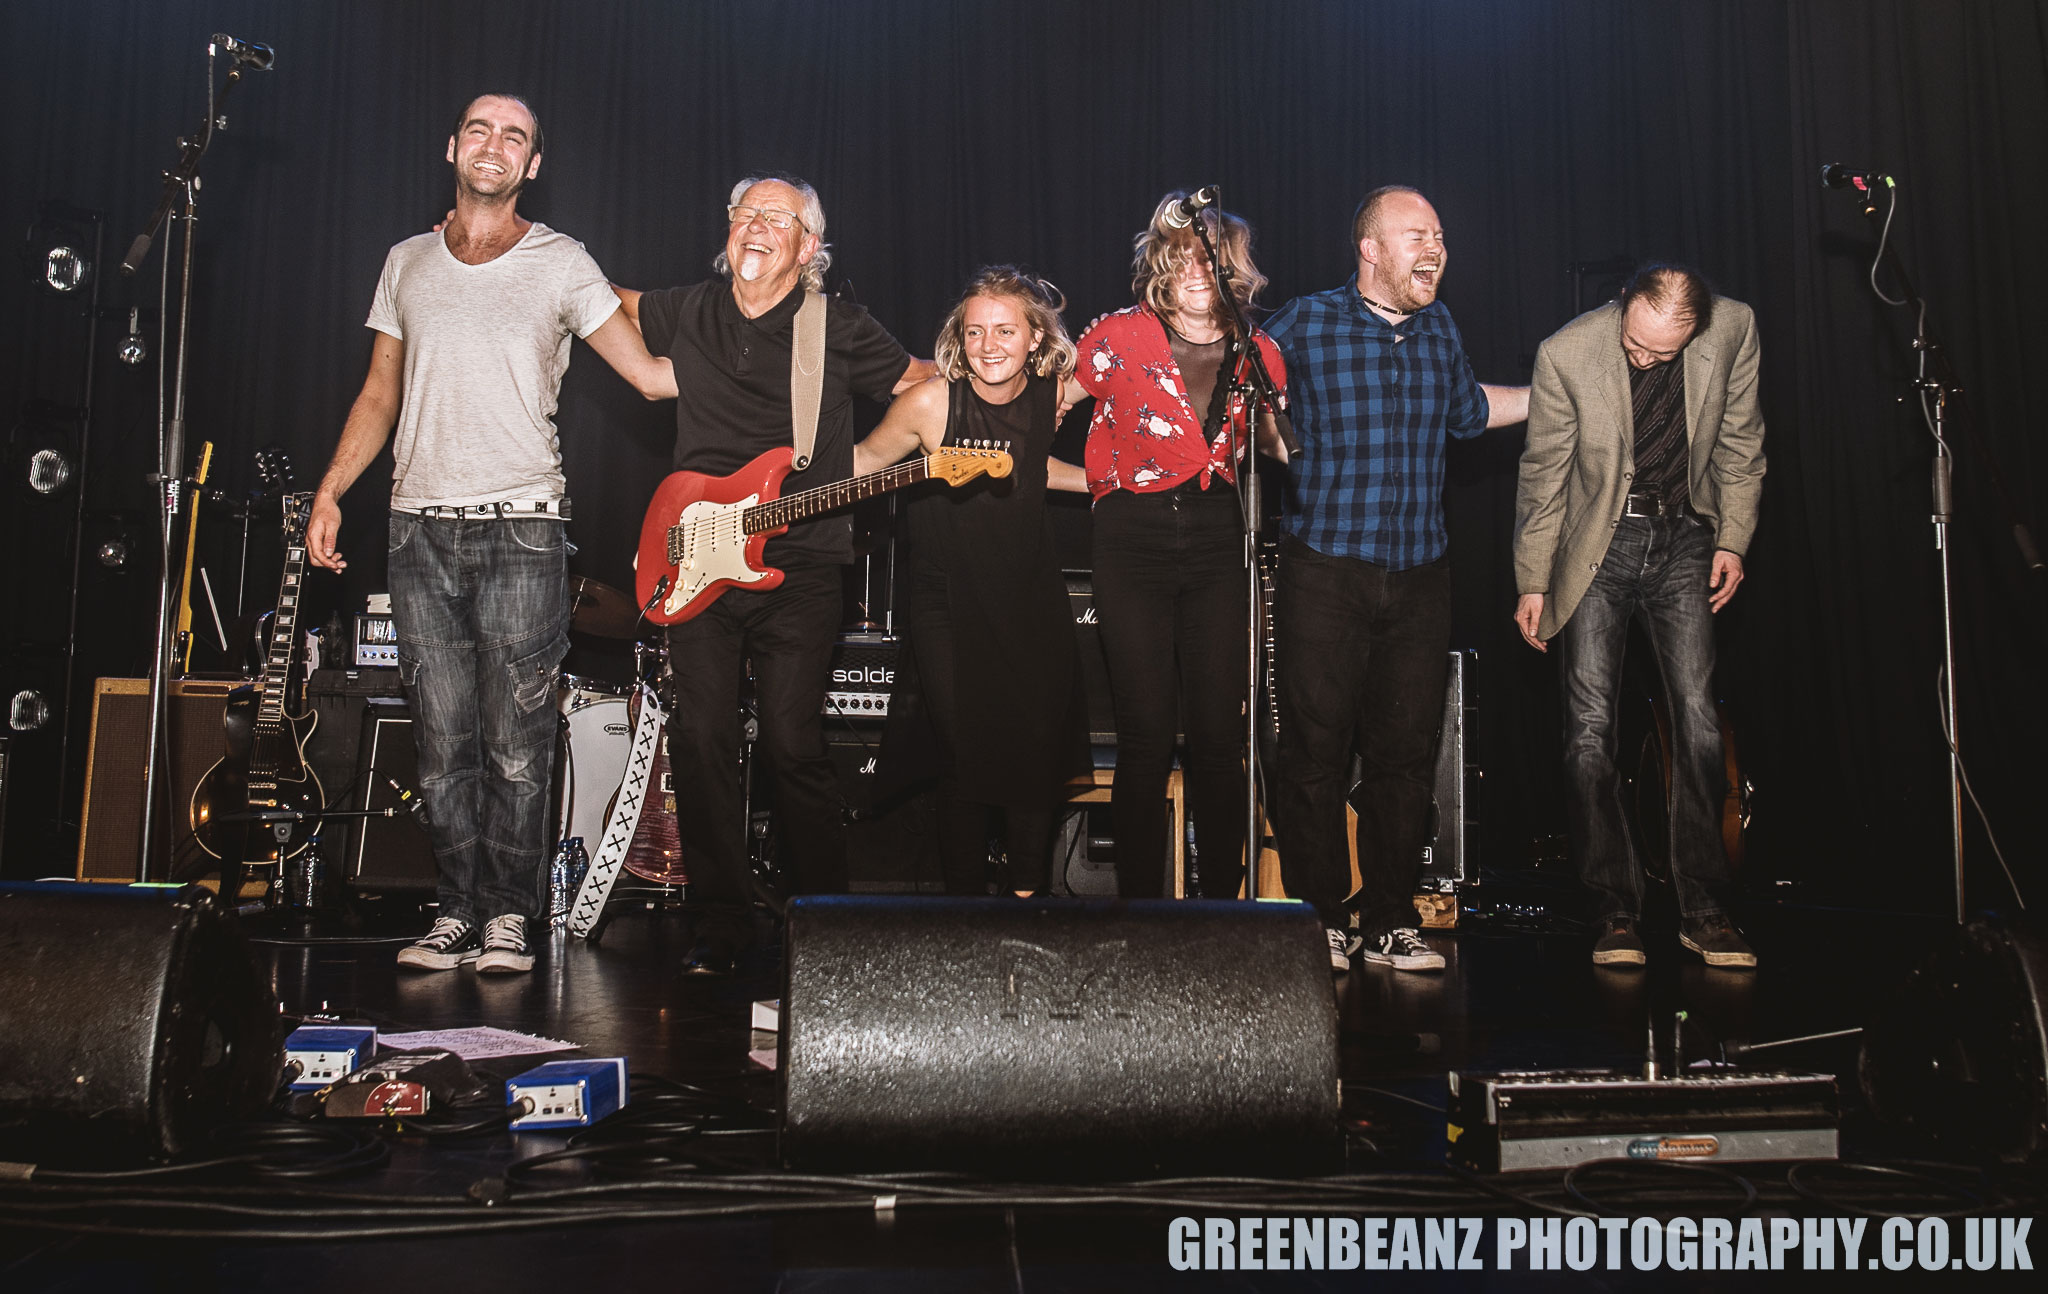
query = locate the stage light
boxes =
[41,245,91,294]
[26,448,73,494]
[117,308,148,365]
[8,689,51,733]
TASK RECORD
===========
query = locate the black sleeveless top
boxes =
[899,373,1087,804]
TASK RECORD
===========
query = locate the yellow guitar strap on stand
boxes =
[789,290,827,471]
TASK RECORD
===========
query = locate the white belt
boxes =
[401,499,572,520]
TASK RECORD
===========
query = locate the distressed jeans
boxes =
[1556,515,1730,921]
[388,514,567,925]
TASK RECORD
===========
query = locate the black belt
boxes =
[1167,473,1231,497]
[1621,491,1687,519]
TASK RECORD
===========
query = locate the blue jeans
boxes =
[1556,515,1730,921]
[388,514,567,924]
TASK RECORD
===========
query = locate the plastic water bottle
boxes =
[565,837,590,899]
[548,839,572,929]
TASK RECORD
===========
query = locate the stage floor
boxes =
[3,896,2042,1291]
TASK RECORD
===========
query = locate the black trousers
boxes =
[1091,486,1249,899]
[665,565,848,945]
[1273,538,1451,935]
[910,590,1059,895]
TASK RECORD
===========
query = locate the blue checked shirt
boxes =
[1265,283,1489,570]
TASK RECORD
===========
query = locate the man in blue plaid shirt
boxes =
[1265,186,1527,974]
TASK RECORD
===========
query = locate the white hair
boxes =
[712,174,833,293]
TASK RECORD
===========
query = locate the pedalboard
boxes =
[1447,1068,1840,1172]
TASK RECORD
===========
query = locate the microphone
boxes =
[1819,163,1877,190]
[212,33,276,70]
[1162,186,1221,230]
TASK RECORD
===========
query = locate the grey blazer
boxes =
[1512,298,1766,640]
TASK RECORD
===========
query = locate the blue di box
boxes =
[506,1058,629,1130]
[284,1025,378,1090]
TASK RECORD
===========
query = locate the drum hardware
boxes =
[566,574,641,639]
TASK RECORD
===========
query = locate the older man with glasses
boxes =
[614,175,932,975]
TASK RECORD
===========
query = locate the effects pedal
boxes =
[284,1025,378,1091]
[506,1058,628,1130]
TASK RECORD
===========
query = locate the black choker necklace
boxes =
[1359,291,1410,318]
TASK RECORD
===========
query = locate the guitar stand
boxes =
[584,881,687,948]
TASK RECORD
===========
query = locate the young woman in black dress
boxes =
[854,267,1090,894]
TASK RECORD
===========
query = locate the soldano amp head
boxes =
[822,633,898,723]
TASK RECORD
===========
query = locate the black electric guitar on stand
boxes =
[190,491,325,897]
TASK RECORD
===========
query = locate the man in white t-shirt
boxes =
[307,93,675,974]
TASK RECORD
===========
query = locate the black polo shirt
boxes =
[638,281,911,567]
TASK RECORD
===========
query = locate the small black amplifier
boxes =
[1447,1068,1840,1172]
[823,634,899,722]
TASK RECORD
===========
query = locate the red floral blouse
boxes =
[1075,305,1287,500]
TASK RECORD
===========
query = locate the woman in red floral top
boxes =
[1060,193,1286,900]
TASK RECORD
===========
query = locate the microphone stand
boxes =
[1841,174,2043,923]
[1184,195,1296,897]
[123,42,262,880]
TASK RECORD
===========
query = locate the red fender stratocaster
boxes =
[635,443,1012,626]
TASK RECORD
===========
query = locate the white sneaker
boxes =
[396,917,480,971]
[1326,927,1361,972]
[1359,927,1445,972]
[476,914,535,974]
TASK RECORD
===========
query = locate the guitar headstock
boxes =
[255,445,295,494]
[928,441,1014,486]
[281,491,312,545]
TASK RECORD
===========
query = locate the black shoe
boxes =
[1358,927,1445,972]
[1680,914,1757,968]
[396,917,480,971]
[477,915,536,974]
[1592,913,1647,967]
[681,938,739,977]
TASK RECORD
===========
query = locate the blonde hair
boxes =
[1130,191,1269,324]
[932,266,1077,383]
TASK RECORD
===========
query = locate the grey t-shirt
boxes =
[366,223,620,511]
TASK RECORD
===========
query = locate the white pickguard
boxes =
[662,493,767,617]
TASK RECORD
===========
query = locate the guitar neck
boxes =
[742,456,933,535]
[250,503,309,778]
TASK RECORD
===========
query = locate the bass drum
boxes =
[559,695,633,852]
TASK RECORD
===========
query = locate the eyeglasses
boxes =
[727,205,806,232]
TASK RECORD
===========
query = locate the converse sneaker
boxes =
[1326,927,1362,972]
[477,914,536,974]
[397,917,480,971]
[1592,913,1647,966]
[1359,927,1445,972]
[1680,915,1756,969]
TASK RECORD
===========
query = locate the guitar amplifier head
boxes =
[823,634,899,722]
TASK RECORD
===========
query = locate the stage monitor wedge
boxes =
[781,895,1341,1176]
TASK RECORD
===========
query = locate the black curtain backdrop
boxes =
[2,0,2041,909]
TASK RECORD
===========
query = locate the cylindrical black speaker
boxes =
[0,882,283,1160]
[780,896,1341,1176]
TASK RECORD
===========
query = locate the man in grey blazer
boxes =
[1512,264,1766,968]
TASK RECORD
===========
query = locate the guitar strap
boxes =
[568,682,667,938]
[790,290,827,470]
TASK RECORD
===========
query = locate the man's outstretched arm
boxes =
[309,332,406,572]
